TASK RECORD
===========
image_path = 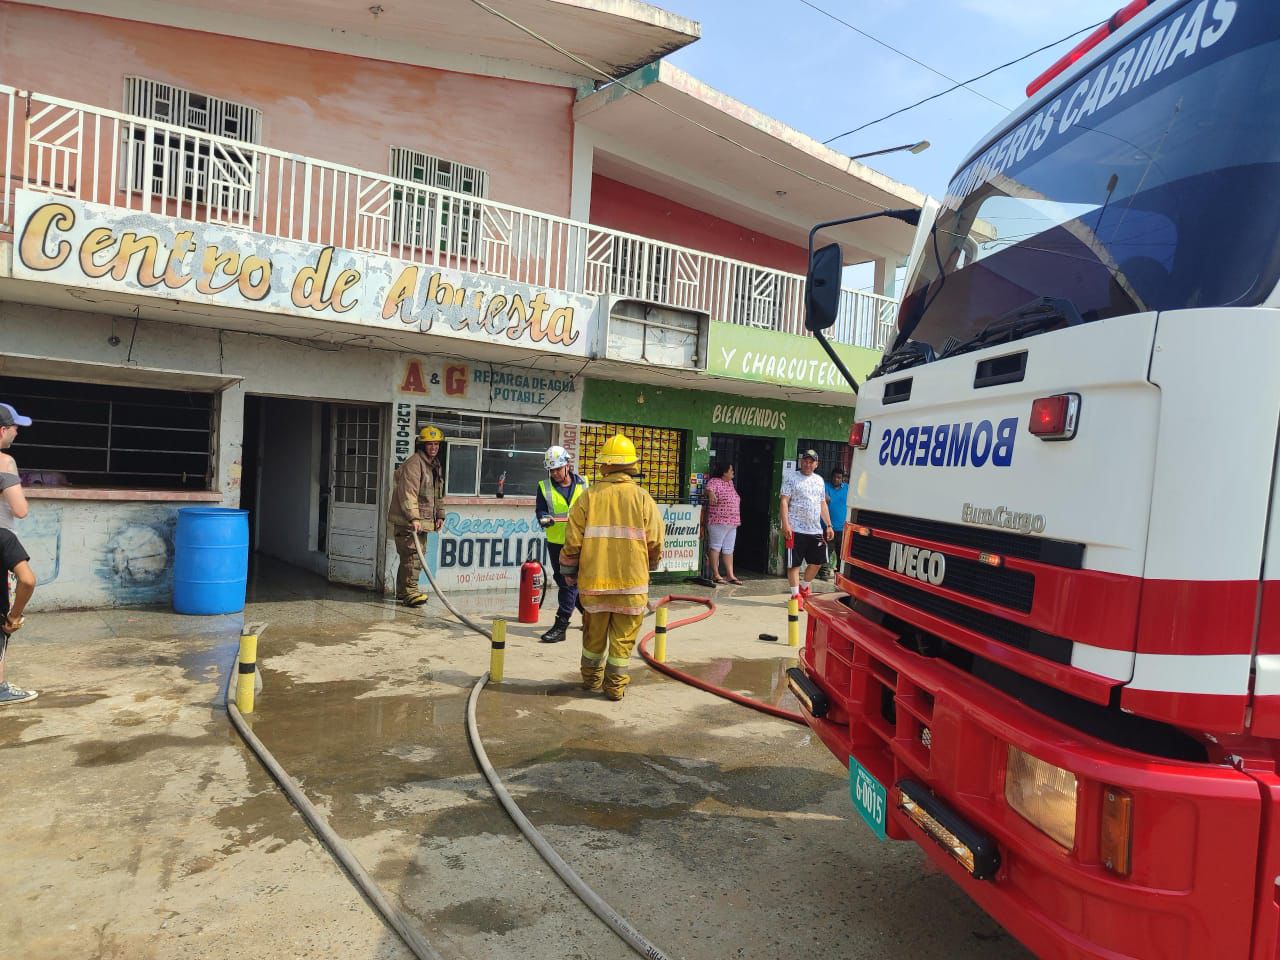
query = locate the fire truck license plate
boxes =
[849,757,888,841]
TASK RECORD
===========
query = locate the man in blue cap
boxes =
[0,402,37,705]
[0,402,32,533]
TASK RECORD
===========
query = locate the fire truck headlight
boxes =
[1004,745,1078,849]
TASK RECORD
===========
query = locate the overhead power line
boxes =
[465,0,894,209]
[796,0,1009,113]
[824,19,1106,146]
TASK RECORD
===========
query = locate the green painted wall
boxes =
[582,379,854,575]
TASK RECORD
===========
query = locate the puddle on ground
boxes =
[237,654,839,853]
[177,639,241,686]
[73,731,223,767]
[33,692,110,710]
[427,895,539,936]
[0,715,47,748]
[671,656,801,712]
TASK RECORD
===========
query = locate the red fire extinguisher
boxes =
[518,560,544,623]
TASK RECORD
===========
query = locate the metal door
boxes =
[327,405,384,587]
[710,433,776,573]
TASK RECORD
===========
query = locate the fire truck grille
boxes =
[849,535,1034,614]
[851,509,1084,569]
[843,565,1073,666]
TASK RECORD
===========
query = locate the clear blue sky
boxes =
[665,0,1128,198]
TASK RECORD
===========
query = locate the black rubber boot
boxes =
[540,616,570,644]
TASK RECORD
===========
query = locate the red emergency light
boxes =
[1029,393,1080,440]
[1026,0,1154,98]
[849,420,871,449]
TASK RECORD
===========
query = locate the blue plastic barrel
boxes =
[173,507,249,615]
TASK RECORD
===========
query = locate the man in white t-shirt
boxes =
[780,449,833,609]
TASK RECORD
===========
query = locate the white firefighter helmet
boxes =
[544,445,571,471]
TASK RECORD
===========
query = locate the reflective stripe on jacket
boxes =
[538,476,587,545]
[559,472,663,604]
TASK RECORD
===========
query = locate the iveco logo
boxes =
[887,541,946,586]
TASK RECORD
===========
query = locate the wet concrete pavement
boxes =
[3,563,1031,959]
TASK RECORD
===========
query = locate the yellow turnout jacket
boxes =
[559,471,663,616]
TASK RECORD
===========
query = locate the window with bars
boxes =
[4,375,214,490]
[578,423,684,504]
[332,407,381,506]
[122,77,261,214]
[390,147,489,258]
[795,438,848,477]
[416,409,554,498]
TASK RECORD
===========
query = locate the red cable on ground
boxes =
[638,594,806,726]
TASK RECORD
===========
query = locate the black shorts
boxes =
[787,532,827,568]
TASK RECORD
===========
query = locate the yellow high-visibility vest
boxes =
[539,477,587,545]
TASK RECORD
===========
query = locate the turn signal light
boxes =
[1028,393,1080,440]
[977,552,1003,567]
[851,525,872,537]
[1100,787,1133,876]
[849,420,871,449]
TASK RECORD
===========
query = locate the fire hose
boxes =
[412,532,674,960]
[223,628,446,960]
[223,532,800,960]
[635,603,806,726]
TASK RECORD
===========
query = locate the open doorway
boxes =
[709,433,776,574]
[240,396,386,590]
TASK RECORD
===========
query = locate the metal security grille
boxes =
[848,534,1035,613]
[332,407,381,505]
[3,375,212,489]
[579,423,684,503]
[390,146,489,257]
[796,438,847,474]
[730,266,786,328]
[122,77,261,212]
[610,235,672,301]
[851,509,1085,569]
[844,565,1072,666]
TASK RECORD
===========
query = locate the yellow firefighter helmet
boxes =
[417,425,444,443]
[598,433,638,465]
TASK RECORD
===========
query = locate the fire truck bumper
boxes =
[799,594,1264,960]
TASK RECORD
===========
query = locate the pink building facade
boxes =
[0,0,923,607]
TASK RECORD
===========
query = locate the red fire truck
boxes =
[789,1,1280,957]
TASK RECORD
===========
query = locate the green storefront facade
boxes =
[581,378,854,576]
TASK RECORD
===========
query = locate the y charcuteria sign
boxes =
[12,191,593,356]
[708,321,878,392]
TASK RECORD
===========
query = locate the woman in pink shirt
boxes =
[704,462,742,584]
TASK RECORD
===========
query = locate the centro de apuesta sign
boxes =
[11,190,593,357]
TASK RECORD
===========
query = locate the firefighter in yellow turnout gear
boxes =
[559,434,663,701]
[389,425,445,606]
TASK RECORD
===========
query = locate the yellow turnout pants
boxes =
[580,609,646,700]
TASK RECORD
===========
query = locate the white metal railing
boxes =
[0,85,899,351]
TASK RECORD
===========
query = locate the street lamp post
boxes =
[849,140,930,161]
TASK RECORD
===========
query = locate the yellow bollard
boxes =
[236,628,258,713]
[787,597,800,647]
[489,618,506,683]
[654,606,668,663]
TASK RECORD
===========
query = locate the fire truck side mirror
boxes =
[806,242,843,332]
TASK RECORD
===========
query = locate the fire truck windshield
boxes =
[895,0,1280,358]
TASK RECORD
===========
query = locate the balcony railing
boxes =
[0,85,898,351]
